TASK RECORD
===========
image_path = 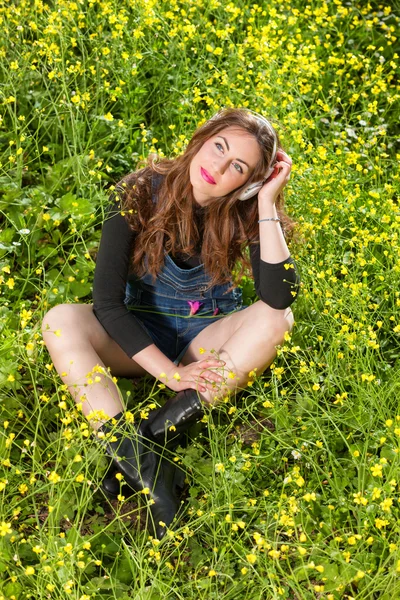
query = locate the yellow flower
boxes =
[48,471,61,484]
[246,554,257,564]
[25,566,35,575]
[370,464,383,477]
[347,536,356,545]
[375,517,389,529]
[0,522,12,536]
[355,570,365,579]
[303,492,316,502]
[208,569,217,577]
[173,372,181,381]
[372,488,382,500]
[125,411,134,423]
[104,112,114,121]
[380,498,393,512]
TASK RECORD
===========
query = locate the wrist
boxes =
[258,200,278,219]
[132,344,177,381]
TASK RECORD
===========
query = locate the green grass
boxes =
[1,0,400,598]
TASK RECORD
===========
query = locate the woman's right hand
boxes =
[162,357,227,393]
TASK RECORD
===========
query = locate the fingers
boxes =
[276,150,292,165]
[270,161,291,183]
[197,366,226,384]
[200,358,226,367]
[185,377,224,394]
[274,160,292,171]
[187,381,207,393]
[185,369,227,389]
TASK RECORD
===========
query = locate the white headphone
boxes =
[208,108,278,201]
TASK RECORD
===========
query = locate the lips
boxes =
[200,167,216,184]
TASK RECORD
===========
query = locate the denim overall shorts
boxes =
[124,258,246,364]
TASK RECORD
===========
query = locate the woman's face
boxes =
[189,126,262,206]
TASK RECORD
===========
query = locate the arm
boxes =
[249,150,300,308]
[92,194,156,357]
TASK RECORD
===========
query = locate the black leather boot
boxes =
[97,411,185,539]
[98,390,204,538]
[100,408,162,499]
[148,389,204,448]
[101,390,204,497]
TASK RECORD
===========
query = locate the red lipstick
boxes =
[201,167,216,184]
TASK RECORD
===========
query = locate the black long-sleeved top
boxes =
[92,176,300,359]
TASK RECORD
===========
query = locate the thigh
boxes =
[179,300,293,365]
[43,303,147,378]
[86,304,148,377]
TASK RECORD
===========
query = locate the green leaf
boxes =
[56,192,95,219]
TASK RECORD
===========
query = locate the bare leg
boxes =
[179,301,294,404]
[41,304,147,429]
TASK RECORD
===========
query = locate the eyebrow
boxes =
[216,136,250,169]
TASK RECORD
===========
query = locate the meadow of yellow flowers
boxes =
[0,0,399,598]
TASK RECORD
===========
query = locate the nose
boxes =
[212,157,229,175]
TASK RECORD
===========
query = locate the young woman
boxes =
[42,107,300,538]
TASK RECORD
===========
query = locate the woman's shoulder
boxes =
[114,168,165,200]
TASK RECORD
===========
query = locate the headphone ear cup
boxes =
[237,181,263,201]
[237,165,276,201]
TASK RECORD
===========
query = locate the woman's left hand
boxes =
[258,150,292,205]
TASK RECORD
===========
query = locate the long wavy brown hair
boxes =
[115,107,296,289]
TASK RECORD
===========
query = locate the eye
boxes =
[214,143,244,174]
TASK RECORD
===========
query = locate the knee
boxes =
[41,304,85,340]
[256,302,294,347]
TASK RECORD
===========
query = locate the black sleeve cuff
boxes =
[250,244,301,309]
